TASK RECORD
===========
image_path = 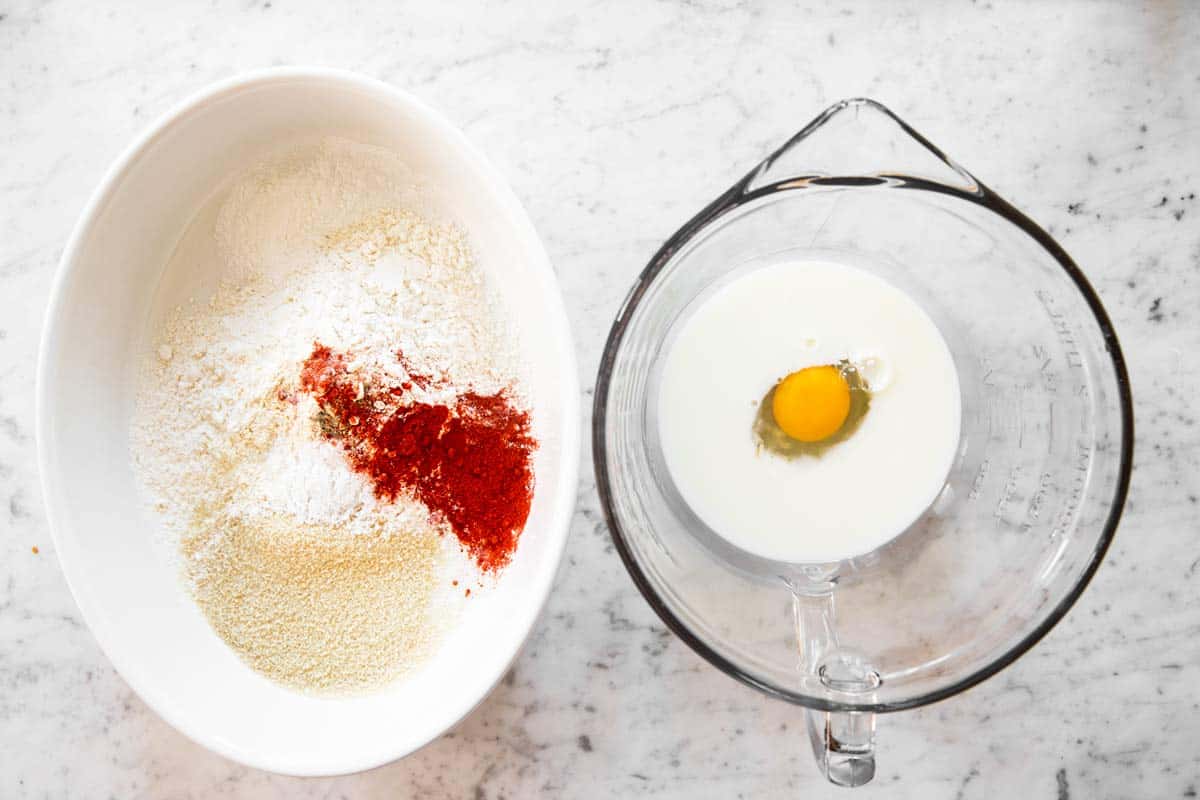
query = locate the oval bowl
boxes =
[36,67,579,776]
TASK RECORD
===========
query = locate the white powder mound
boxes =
[130,137,522,694]
[215,138,424,277]
[237,436,377,528]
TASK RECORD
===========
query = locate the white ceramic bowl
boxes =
[36,68,579,776]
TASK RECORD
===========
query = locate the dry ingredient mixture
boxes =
[132,138,535,694]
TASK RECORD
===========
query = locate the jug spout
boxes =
[744,98,980,195]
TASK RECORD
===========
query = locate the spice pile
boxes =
[132,138,535,694]
[299,343,534,572]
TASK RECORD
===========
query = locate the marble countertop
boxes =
[3,1,1198,797]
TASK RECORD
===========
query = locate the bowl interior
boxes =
[598,182,1129,711]
[38,72,577,775]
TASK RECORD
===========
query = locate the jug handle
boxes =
[793,585,878,787]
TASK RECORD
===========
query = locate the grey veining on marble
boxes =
[2,1,1198,797]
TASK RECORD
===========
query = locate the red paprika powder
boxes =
[299,342,535,572]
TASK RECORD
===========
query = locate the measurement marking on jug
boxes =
[968,459,990,501]
[1017,387,1025,449]
[1076,384,1092,438]
[1047,401,1054,453]
[1033,344,1056,391]
[1035,290,1084,368]
[1052,442,1091,539]
[980,356,996,387]
[1021,472,1052,534]
[1035,343,1058,392]
[994,465,1021,523]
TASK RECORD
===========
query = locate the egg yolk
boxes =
[771,365,851,442]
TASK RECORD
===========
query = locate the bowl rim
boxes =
[35,66,580,775]
[592,98,1134,715]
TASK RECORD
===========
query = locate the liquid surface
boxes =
[657,260,961,563]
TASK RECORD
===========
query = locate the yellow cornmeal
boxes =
[184,515,442,693]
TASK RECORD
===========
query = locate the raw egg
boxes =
[771,365,851,442]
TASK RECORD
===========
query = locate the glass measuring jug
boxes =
[593,99,1132,786]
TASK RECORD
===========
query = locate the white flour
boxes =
[130,137,523,693]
